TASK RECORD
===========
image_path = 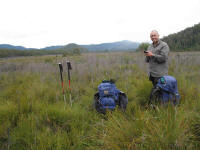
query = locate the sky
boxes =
[0,0,200,48]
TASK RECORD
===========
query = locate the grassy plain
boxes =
[1,51,200,150]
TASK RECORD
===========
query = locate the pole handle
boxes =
[67,61,72,70]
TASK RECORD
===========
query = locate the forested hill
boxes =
[162,23,200,51]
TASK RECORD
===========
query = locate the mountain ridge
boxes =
[0,40,140,51]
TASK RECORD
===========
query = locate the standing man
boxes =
[145,30,170,86]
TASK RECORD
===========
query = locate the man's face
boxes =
[150,32,159,43]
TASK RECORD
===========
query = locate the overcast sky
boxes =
[0,0,200,48]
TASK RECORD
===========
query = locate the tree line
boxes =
[162,23,200,51]
[0,48,82,58]
[137,23,200,51]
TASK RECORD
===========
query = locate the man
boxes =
[145,30,170,86]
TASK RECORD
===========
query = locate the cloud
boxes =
[0,30,48,39]
[0,0,200,48]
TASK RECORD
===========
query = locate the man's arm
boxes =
[152,44,169,63]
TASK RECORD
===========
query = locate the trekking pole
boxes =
[66,61,72,107]
[58,63,66,109]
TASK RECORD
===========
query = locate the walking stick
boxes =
[58,63,66,108]
[66,61,72,107]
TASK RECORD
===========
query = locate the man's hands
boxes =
[145,51,154,57]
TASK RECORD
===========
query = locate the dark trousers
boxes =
[149,75,161,87]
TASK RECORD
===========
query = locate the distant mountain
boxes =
[0,44,30,50]
[81,40,140,51]
[0,40,140,51]
[42,40,140,51]
[58,43,88,52]
[0,43,87,58]
[0,44,61,51]
[42,46,63,50]
[162,23,200,51]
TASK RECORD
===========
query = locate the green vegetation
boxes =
[0,48,83,58]
[137,42,150,51]
[1,52,200,149]
[0,43,86,58]
[162,23,200,51]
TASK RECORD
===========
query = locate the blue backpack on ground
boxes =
[94,80,128,114]
[150,76,180,105]
[98,80,120,110]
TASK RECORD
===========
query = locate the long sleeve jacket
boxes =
[145,40,170,77]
